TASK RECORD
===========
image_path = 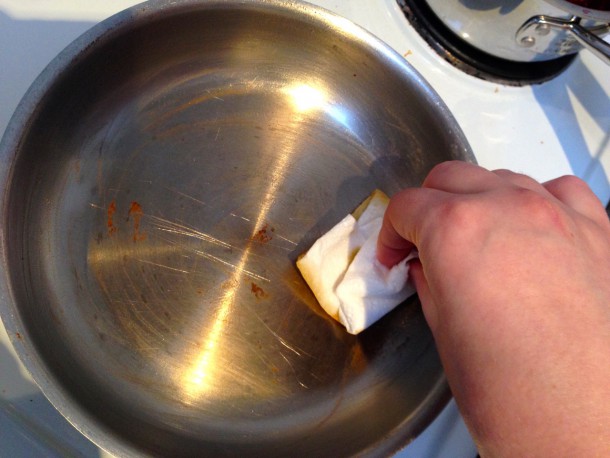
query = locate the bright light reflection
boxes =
[183,261,243,396]
[183,120,294,400]
[326,104,350,128]
[184,82,354,398]
[284,83,327,112]
[284,83,355,134]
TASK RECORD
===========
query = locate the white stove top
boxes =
[1,1,608,456]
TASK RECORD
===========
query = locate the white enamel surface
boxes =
[1,1,608,457]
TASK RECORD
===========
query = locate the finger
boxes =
[376,210,415,268]
[376,187,444,267]
[493,169,553,195]
[422,161,502,194]
[409,259,438,332]
[543,175,610,227]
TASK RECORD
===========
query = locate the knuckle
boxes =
[554,175,589,193]
[492,168,513,179]
[423,161,459,188]
[512,187,571,230]
[514,187,551,211]
[432,198,483,239]
[495,169,540,188]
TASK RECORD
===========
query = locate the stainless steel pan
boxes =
[0,0,473,456]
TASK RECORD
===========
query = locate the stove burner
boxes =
[397,0,577,85]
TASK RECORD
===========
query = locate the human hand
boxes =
[377,161,610,457]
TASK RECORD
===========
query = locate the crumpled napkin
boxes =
[297,191,416,334]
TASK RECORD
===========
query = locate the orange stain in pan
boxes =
[128,201,146,242]
[107,200,118,236]
[251,223,274,244]
[250,282,268,299]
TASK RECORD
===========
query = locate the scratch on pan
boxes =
[252,312,313,358]
[230,212,251,222]
[135,258,190,274]
[153,232,270,283]
[275,234,297,246]
[193,249,270,283]
[148,215,234,250]
[162,186,252,222]
[162,186,209,207]
[384,120,410,135]
[280,353,309,389]
[205,90,224,102]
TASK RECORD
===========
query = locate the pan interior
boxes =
[2,2,469,456]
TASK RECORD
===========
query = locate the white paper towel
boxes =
[297,192,416,334]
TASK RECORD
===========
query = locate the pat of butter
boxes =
[297,191,415,334]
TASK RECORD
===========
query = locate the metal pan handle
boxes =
[568,18,610,63]
[517,16,610,65]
